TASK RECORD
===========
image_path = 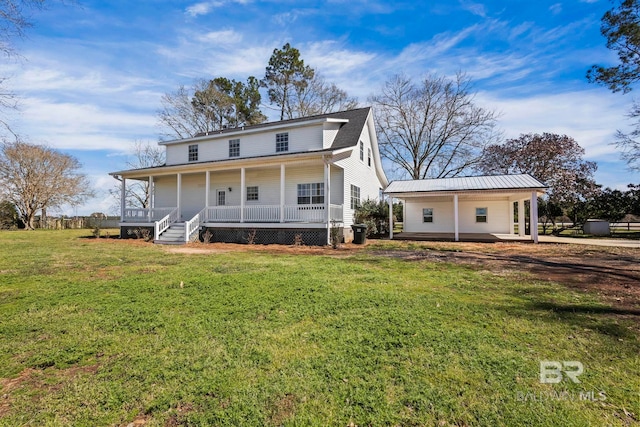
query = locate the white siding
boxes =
[404,198,511,234]
[334,118,384,226]
[458,199,510,233]
[154,176,177,208]
[405,200,455,232]
[165,125,323,165]
[322,122,342,148]
[180,173,206,219]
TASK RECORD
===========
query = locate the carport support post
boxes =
[518,199,525,237]
[453,194,459,242]
[531,192,539,243]
[388,196,393,240]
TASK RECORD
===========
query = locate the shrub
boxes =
[354,199,389,237]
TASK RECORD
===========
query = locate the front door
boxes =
[217,190,226,206]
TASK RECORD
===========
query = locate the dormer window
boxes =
[276,133,289,152]
[188,144,198,162]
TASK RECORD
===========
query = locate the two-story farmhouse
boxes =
[110,107,389,245]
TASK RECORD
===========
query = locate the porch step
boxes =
[154,223,189,245]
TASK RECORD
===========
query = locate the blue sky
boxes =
[2,0,639,215]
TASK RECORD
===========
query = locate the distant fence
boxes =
[552,222,640,231]
[35,216,121,230]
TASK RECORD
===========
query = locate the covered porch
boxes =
[114,157,344,243]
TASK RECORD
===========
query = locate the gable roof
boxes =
[180,107,371,151]
[385,174,547,194]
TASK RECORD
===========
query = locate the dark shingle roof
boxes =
[328,107,370,150]
[193,107,371,151]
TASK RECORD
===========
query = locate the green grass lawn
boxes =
[0,230,638,426]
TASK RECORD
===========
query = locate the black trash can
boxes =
[351,224,367,244]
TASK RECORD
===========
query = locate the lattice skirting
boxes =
[200,227,329,246]
[120,225,154,239]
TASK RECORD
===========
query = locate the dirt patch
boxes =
[370,241,640,329]
[269,394,297,426]
[0,364,99,418]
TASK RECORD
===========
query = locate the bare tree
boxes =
[370,73,500,179]
[293,73,359,117]
[110,141,165,211]
[0,139,93,229]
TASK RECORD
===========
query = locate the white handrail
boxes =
[185,208,206,242]
[154,208,178,240]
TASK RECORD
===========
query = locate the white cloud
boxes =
[196,29,243,45]
[185,0,251,17]
[476,89,632,159]
[459,0,487,17]
[549,3,563,15]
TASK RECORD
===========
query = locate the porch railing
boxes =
[284,204,326,222]
[123,207,177,222]
[206,205,241,222]
[184,208,206,242]
[154,208,179,240]
[244,205,280,222]
[203,204,343,223]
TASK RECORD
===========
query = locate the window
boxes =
[229,139,240,157]
[297,183,324,204]
[423,208,434,223]
[276,133,289,152]
[188,144,198,162]
[217,190,226,206]
[350,184,360,209]
[476,207,488,223]
[359,141,364,161]
[367,148,372,167]
[246,186,259,201]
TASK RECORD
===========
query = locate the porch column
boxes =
[531,192,539,243]
[280,164,285,223]
[205,170,210,208]
[388,195,394,240]
[120,177,126,221]
[325,161,332,244]
[240,167,245,223]
[177,173,182,220]
[147,176,153,222]
[453,194,459,242]
[509,201,515,235]
[518,199,525,237]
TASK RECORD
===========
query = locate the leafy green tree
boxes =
[587,0,640,170]
[158,77,265,140]
[587,0,640,93]
[262,43,315,120]
[0,200,19,229]
[354,199,389,237]
[588,187,631,223]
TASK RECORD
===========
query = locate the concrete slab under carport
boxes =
[392,232,532,243]
[391,232,640,248]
